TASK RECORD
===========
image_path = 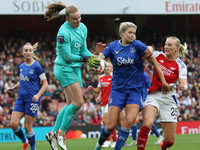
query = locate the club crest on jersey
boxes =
[159,60,164,63]
[115,50,119,54]
[130,47,136,53]
[29,69,34,74]
[59,36,64,44]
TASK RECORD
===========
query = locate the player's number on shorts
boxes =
[30,103,39,113]
[171,108,177,116]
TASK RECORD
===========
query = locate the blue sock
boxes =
[13,126,27,143]
[152,124,160,137]
[101,125,105,133]
[98,126,112,145]
[131,123,137,141]
[27,130,36,150]
[115,126,130,150]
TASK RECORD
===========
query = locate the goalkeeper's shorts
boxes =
[54,64,83,88]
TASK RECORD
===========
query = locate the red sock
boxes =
[107,134,111,141]
[111,129,117,142]
[161,139,174,150]
[137,126,150,150]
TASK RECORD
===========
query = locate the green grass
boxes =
[0,134,200,150]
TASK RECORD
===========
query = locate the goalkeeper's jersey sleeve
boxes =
[54,21,89,67]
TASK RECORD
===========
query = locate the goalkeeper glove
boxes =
[81,55,100,69]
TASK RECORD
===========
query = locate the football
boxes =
[86,57,105,75]
[80,133,87,139]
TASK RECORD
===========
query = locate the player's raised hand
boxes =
[95,42,106,54]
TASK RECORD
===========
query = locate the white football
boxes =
[80,133,87,139]
[87,57,105,75]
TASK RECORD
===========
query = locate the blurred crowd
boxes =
[0,31,200,129]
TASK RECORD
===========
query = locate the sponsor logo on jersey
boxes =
[130,47,136,53]
[20,74,29,82]
[74,42,82,49]
[20,69,23,72]
[159,64,174,76]
[170,67,176,70]
[115,50,119,54]
[117,57,134,66]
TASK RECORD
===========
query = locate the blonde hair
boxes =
[119,22,137,38]
[44,0,78,21]
[22,42,40,61]
[167,36,189,58]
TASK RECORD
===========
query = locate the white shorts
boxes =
[144,90,178,123]
[101,104,108,116]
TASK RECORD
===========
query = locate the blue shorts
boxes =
[108,88,142,109]
[13,99,40,117]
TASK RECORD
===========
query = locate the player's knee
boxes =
[10,121,18,129]
[143,121,153,129]
[102,119,107,126]
[124,118,134,128]
[24,125,32,133]
[106,123,116,132]
[73,99,84,108]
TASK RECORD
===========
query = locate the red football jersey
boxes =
[148,51,187,93]
[97,74,112,106]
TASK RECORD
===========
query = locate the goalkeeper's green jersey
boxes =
[54,21,92,67]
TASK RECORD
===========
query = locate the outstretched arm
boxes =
[7,82,20,93]
[146,56,170,92]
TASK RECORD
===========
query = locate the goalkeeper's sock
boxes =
[52,105,68,133]
[60,103,80,131]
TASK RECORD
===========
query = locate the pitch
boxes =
[0,134,200,150]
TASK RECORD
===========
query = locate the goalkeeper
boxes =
[44,1,106,150]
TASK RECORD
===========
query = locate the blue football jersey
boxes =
[142,72,151,102]
[103,39,147,91]
[18,60,45,102]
